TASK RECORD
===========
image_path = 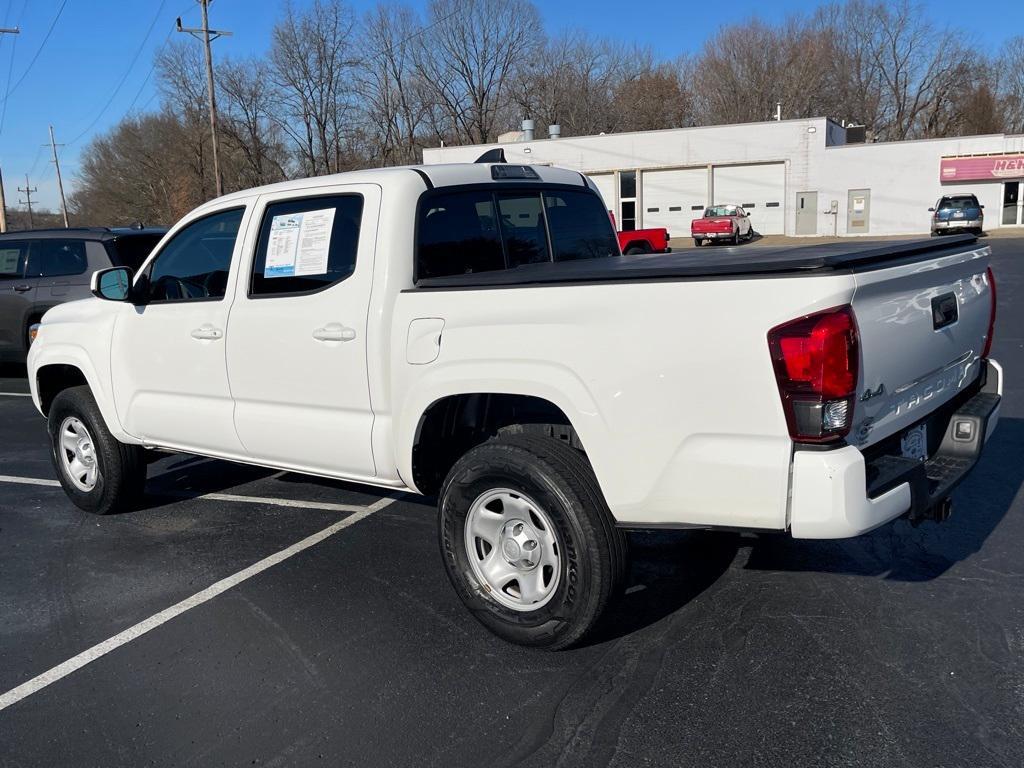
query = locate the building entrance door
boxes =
[619,170,637,231]
[1003,181,1022,226]
[795,192,817,235]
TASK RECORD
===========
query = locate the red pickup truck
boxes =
[608,212,671,254]
[691,205,754,246]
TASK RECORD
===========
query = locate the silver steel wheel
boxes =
[464,488,561,612]
[58,416,100,492]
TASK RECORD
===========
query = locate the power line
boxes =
[66,0,167,146]
[4,0,68,97]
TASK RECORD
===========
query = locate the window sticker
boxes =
[0,249,21,274]
[264,207,336,278]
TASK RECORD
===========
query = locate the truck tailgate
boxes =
[849,243,993,449]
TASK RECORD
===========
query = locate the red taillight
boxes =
[982,266,996,359]
[768,306,860,443]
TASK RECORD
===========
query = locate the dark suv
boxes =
[0,227,166,362]
[929,194,984,236]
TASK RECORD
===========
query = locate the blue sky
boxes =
[1,0,1022,211]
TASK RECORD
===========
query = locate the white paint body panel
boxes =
[26,162,1001,537]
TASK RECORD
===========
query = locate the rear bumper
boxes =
[933,219,982,232]
[693,230,734,239]
[789,359,1002,539]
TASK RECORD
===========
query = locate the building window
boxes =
[669,206,681,212]
[766,202,780,208]
[619,171,636,199]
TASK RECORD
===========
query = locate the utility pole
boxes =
[18,175,36,229]
[177,2,232,198]
[0,165,7,233]
[46,125,70,227]
[0,27,18,232]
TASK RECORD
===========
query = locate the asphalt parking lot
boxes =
[1,238,1023,768]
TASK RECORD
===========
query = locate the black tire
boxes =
[438,433,627,650]
[731,228,740,245]
[624,245,648,255]
[693,238,703,247]
[48,386,146,515]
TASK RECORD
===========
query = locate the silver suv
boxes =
[0,227,165,362]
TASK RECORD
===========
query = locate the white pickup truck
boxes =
[28,161,1002,649]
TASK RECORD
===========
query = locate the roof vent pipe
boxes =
[521,119,535,141]
[548,124,561,139]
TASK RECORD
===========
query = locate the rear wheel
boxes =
[624,244,648,255]
[731,227,740,245]
[438,433,627,650]
[693,238,703,247]
[48,386,146,514]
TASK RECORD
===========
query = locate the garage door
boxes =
[713,163,786,235]
[641,168,708,234]
[586,173,616,215]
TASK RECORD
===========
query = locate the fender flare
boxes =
[31,343,134,443]
[394,360,613,495]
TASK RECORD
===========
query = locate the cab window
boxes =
[0,241,30,280]
[143,208,244,303]
[250,194,363,297]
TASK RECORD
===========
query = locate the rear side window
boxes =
[36,240,88,277]
[544,191,619,261]
[110,234,164,271]
[416,187,618,280]
[0,241,30,279]
[250,194,364,297]
[417,191,505,280]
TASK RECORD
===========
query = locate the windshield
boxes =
[704,206,739,217]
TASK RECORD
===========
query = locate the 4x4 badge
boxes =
[861,383,885,402]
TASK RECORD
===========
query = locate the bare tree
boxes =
[415,0,543,144]
[995,36,1024,133]
[71,112,202,226]
[356,3,429,165]
[271,0,361,175]
[218,57,291,187]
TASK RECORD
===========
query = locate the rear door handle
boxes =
[190,325,224,341]
[13,284,32,293]
[312,323,356,342]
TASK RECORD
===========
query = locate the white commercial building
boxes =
[423,118,1024,238]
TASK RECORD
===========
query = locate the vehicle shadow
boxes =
[584,529,741,645]
[743,417,1023,582]
[586,417,1022,643]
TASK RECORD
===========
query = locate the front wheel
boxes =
[438,433,627,650]
[48,386,147,514]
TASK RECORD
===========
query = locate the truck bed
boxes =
[414,234,981,288]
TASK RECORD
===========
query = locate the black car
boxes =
[929,194,984,236]
[0,227,166,362]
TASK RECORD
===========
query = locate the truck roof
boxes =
[195,163,591,212]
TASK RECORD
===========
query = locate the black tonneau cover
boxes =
[413,234,981,289]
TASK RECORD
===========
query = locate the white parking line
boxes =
[0,392,31,397]
[0,475,59,487]
[0,493,399,712]
[0,474,384,513]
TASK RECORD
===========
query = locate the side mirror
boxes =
[980,205,985,209]
[91,267,134,302]
[927,207,935,212]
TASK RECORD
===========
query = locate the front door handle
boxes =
[312,323,357,342]
[13,284,32,293]
[190,325,224,341]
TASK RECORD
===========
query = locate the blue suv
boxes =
[929,194,984,236]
